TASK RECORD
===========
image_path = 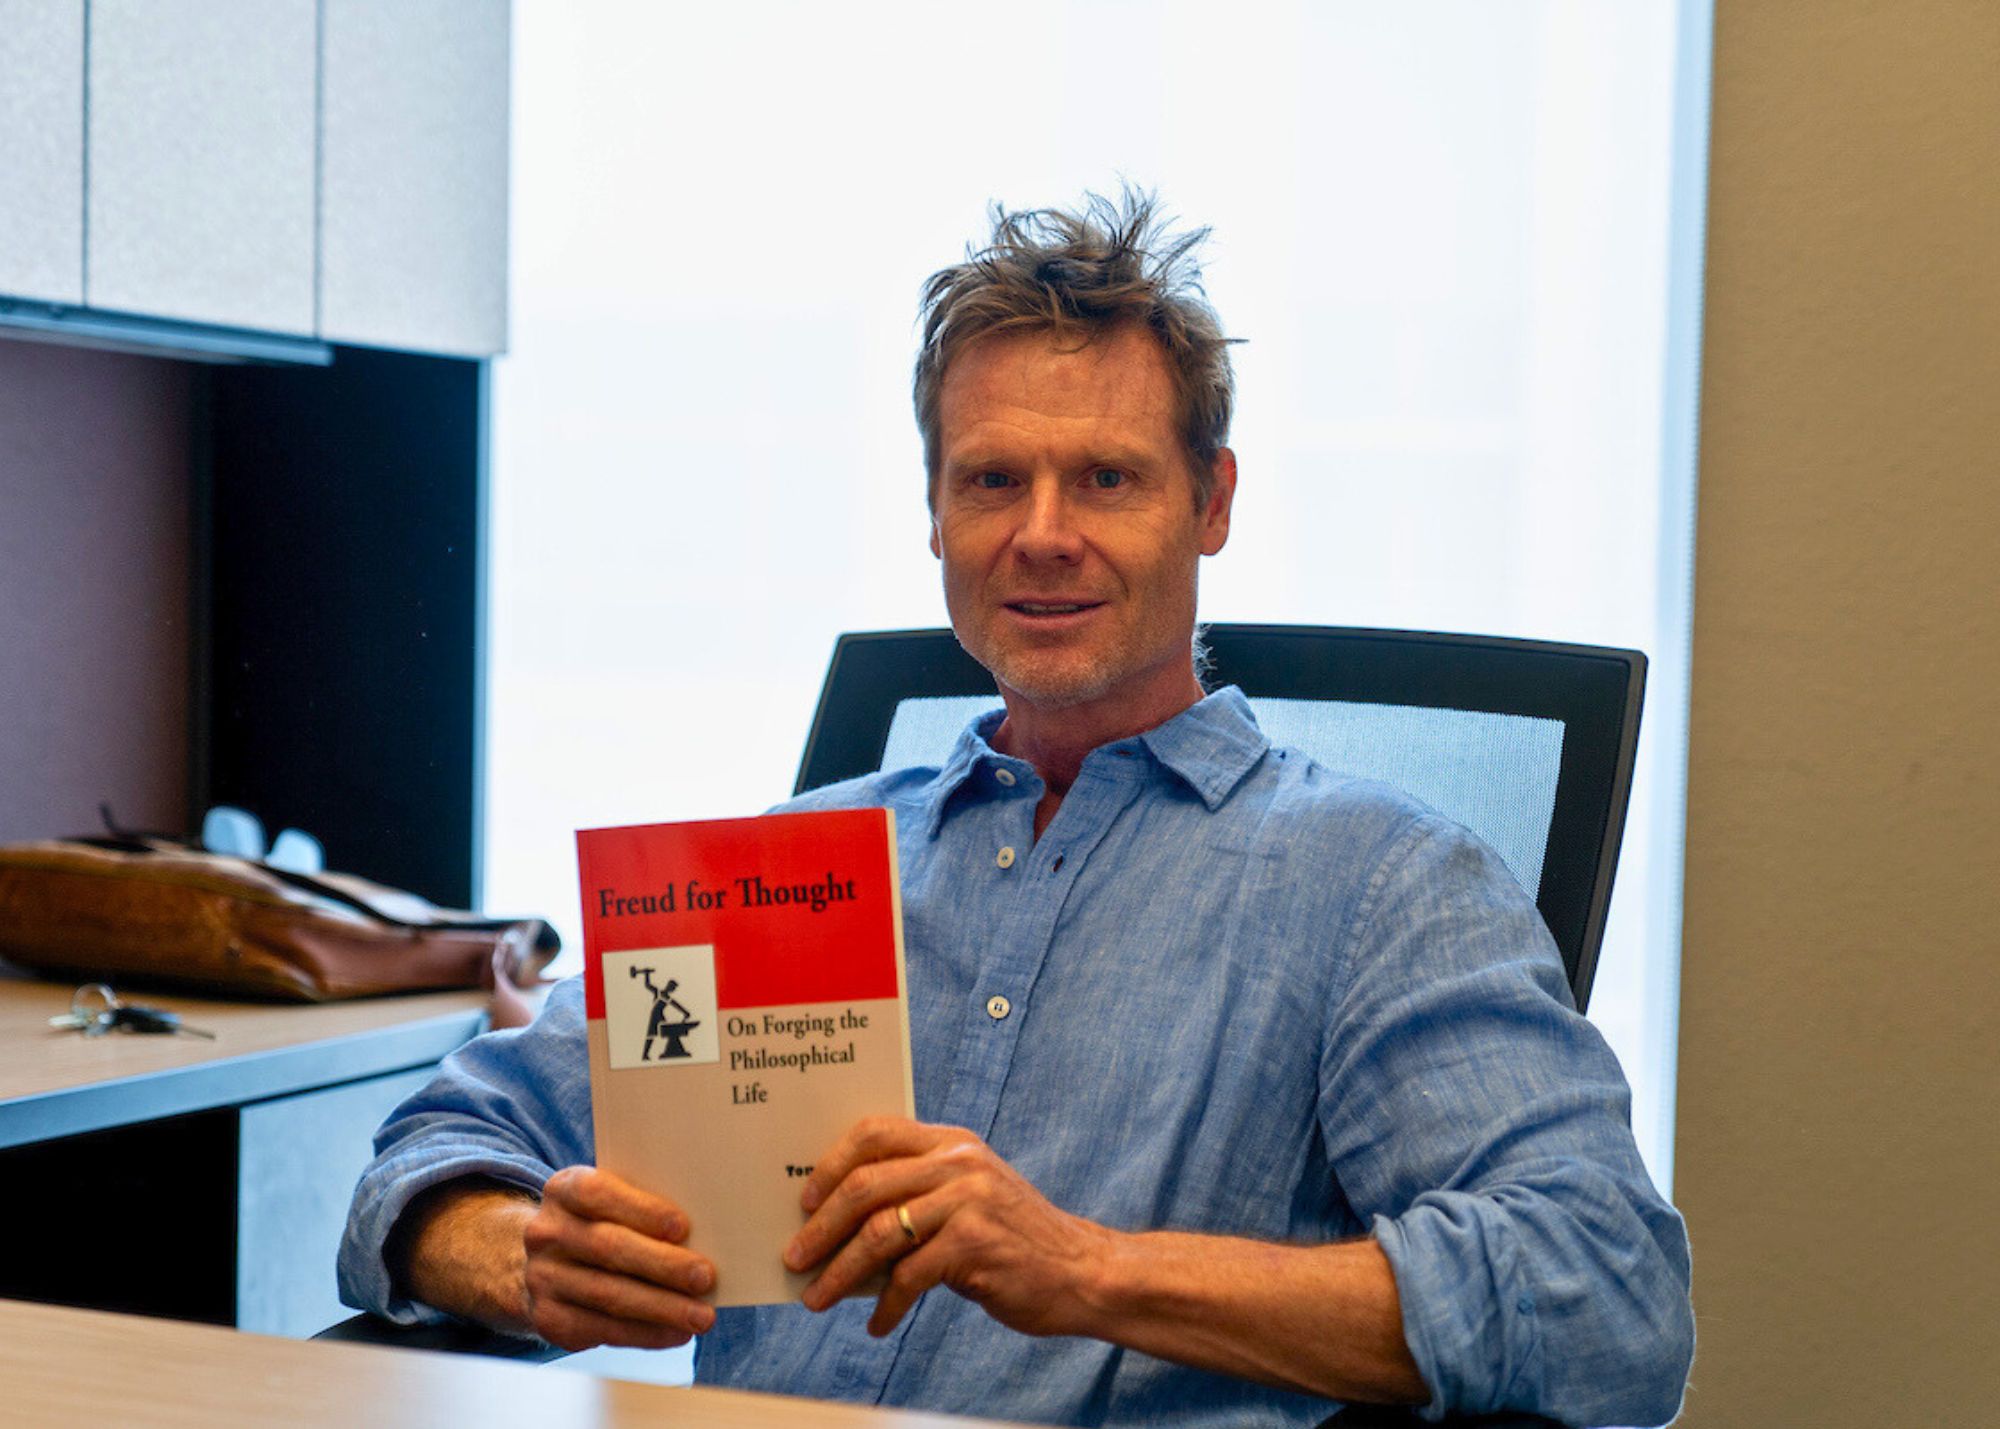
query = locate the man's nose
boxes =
[1011,479,1084,562]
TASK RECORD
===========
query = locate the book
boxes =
[577,807,914,1307]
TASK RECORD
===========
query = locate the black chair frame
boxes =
[796,624,1645,1012]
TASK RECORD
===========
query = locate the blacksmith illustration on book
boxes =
[631,966,699,1063]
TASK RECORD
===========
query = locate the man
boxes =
[341,193,1694,1426]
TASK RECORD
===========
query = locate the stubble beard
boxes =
[954,567,1203,717]
[977,642,1122,712]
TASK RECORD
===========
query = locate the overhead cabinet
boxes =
[87,0,318,335]
[320,0,510,357]
[0,0,85,304]
[0,0,508,357]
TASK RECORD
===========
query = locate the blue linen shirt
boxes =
[340,688,1693,1427]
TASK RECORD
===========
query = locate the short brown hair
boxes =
[914,188,1237,506]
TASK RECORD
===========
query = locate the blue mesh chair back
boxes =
[794,626,1644,1011]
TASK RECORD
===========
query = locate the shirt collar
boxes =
[920,686,1269,837]
[921,708,1009,838]
[1136,686,1270,809]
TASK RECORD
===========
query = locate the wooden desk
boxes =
[0,965,489,1335]
[0,968,488,1146]
[0,1300,1010,1428]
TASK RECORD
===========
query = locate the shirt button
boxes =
[986,994,1012,1020]
[996,846,1016,869]
[994,768,1016,787]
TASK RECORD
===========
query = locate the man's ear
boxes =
[929,518,942,559]
[1199,448,1237,557]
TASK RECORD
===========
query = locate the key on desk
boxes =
[106,1003,217,1040]
[47,983,216,1039]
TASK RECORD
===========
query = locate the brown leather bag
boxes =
[0,834,559,1001]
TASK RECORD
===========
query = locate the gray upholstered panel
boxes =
[0,340,190,844]
[1251,697,1561,898]
[237,1065,435,1337]
[879,694,1563,897]
[879,695,1001,774]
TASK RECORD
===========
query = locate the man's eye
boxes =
[1090,469,1126,489]
[975,471,1011,489]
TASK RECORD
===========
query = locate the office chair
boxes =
[325,624,1648,1429]
[796,625,1644,1011]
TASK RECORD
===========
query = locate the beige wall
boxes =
[1674,3,1999,1424]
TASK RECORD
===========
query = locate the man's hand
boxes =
[395,1169,716,1352]
[520,1167,718,1350]
[778,1119,1427,1405]
[782,1116,1116,1338]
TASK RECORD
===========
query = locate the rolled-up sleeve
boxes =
[337,977,596,1323]
[1320,816,1694,1426]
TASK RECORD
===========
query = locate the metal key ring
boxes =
[70,983,123,1019]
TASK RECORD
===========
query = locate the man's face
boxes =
[929,325,1234,727]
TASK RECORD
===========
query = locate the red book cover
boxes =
[577,808,912,1306]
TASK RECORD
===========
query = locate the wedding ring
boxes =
[895,1202,921,1245]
